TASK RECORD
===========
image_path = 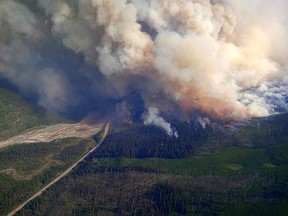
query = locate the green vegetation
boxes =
[16,159,288,216]
[0,138,96,215]
[220,200,288,216]
[93,122,209,159]
[0,87,103,215]
[15,114,288,215]
[93,113,288,160]
[1,87,288,215]
[0,88,71,141]
[94,147,273,175]
[0,88,48,140]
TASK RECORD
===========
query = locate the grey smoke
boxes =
[0,0,287,123]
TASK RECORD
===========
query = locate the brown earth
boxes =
[0,123,102,149]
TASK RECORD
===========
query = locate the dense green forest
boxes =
[15,114,288,215]
[93,113,288,159]
[93,122,211,159]
[0,138,96,215]
[0,87,104,215]
[1,86,288,215]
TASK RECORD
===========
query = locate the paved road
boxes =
[7,123,110,216]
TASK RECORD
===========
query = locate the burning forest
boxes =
[0,0,288,130]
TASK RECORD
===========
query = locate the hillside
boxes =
[0,88,48,141]
[0,88,105,215]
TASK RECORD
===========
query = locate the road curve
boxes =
[7,122,110,216]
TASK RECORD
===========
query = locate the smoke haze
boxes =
[0,0,287,123]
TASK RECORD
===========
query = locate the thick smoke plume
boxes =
[143,107,174,136]
[0,0,287,122]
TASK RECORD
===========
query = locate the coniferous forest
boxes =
[12,114,288,216]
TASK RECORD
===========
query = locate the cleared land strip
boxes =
[0,123,102,149]
[7,122,110,216]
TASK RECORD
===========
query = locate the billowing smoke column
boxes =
[0,0,288,124]
[143,106,176,136]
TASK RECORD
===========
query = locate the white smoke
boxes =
[197,117,211,129]
[0,0,40,37]
[0,0,71,112]
[0,0,287,121]
[143,107,174,136]
[39,0,287,121]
